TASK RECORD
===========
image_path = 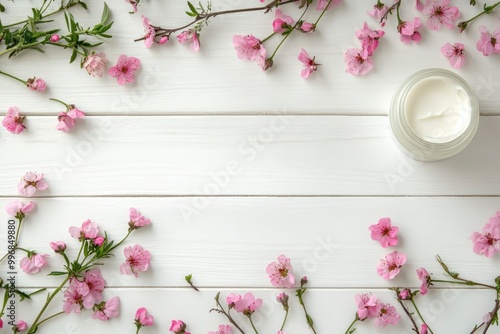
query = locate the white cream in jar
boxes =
[389,69,479,161]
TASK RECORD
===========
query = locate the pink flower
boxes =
[93,236,105,246]
[471,214,500,257]
[398,288,411,300]
[415,0,425,11]
[266,254,295,288]
[367,3,388,20]
[93,296,120,320]
[398,18,422,44]
[476,26,500,56]
[83,269,106,307]
[298,48,319,79]
[69,219,100,240]
[17,172,48,197]
[355,293,381,320]
[276,292,289,309]
[375,303,400,327]
[159,36,169,44]
[369,217,399,248]
[129,207,151,231]
[317,0,342,10]
[233,34,267,70]
[6,200,35,219]
[49,241,67,253]
[356,22,385,56]
[142,16,156,48]
[120,244,151,277]
[417,267,431,295]
[441,42,465,69]
[273,9,294,34]
[20,252,49,274]
[108,55,141,85]
[226,293,241,308]
[49,34,60,42]
[82,52,108,77]
[170,320,188,333]
[208,324,232,334]
[26,77,46,91]
[421,0,460,31]
[3,106,26,134]
[125,0,137,13]
[344,48,373,76]
[177,29,201,52]
[63,279,89,314]
[14,320,27,332]
[420,323,429,334]
[135,307,154,326]
[56,105,85,132]
[377,251,407,280]
[233,292,263,315]
[298,21,315,33]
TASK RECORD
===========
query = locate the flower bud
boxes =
[49,34,60,42]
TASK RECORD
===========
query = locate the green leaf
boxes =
[0,3,5,12]
[306,314,314,326]
[185,11,197,17]
[187,1,198,15]
[48,271,68,276]
[101,2,110,24]
[78,1,88,10]
[14,289,31,300]
[64,12,70,31]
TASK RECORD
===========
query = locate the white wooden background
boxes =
[1,1,500,333]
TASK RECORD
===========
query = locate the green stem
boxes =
[0,217,24,264]
[344,314,358,334]
[431,279,496,290]
[35,311,65,327]
[248,314,259,334]
[461,1,500,27]
[2,0,81,28]
[395,297,419,333]
[280,308,289,331]
[297,290,318,334]
[0,70,26,85]
[410,298,434,334]
[28,275,71,334]
[314,0,333,25]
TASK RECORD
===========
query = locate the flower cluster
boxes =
[344,22,384,76]
[472,211,500,257]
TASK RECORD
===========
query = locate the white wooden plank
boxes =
[0,116,499,196]
[12,288,500,333]
[2,197,499,288]
[1,2,499,115]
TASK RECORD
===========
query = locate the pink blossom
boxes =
[233,292,263,315]
[355,293,380,320]
[377,251,407,280]
[83,269,106,307]
[120,244,151,277]
[226,293,241,308]
[93,296,120,320]
[483,312,493,323]
[471,215,500,257]
[233,34,267,70]
[26,77,46,91]
[125,0,137,13]
[398,18,422,44]
[344,48,373,76]
[367,3,388,20]
[441,42,465,69]
[63,279,89,314]
[142,16,156,48]
[159,36,169,44]
[129,207,151,230]
[20,252,49,274]
[18,172,48,197]
[49,241,67,253]
[398,288,411,300]
[6,200,35,219]
[417,267,431,295]
[375,303,400,327]
[108,55,141,85]
[415,0,425,11]
[56,105,85,132]
[14,320,27,332]
[298,48,319,79]
[317,0,342,10]
[273,8,294,34]
[421,0,460,31]
[170,320,188,333]
[135,307,154,326]
[93,236,105,246]
[356,22,385,56]
[420,323,429,334]
[0,319,3,329]
[299,21,315,33]
[369,217,399,248]
[177,29,201,52]
[266,254,295,288]
[69,219,100,240]
[82,52,108,77]
[276,292,289,309]
[208,325,232,334]
[3,106,26,134]
[49,34,60,42]
[476,26,500,56]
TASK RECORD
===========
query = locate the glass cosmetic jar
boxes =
[389,68,479,161]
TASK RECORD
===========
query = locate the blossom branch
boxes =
[344,313,359,334]
[470,297,500,334]
[209,292,246,334]
[435,255,496,289]
[391,289,419,334]
[457,1,500,32]
[296,276,318,334]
